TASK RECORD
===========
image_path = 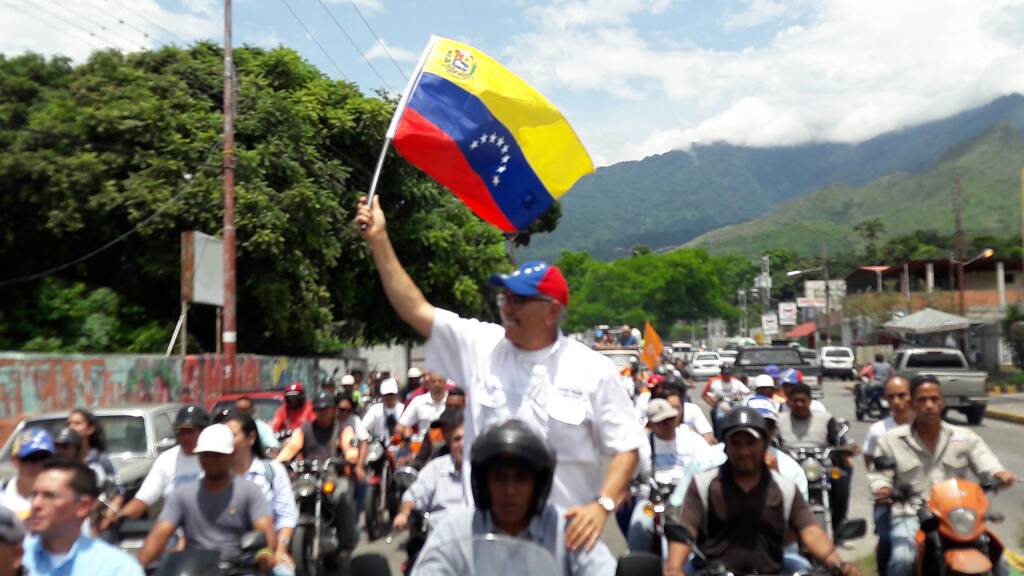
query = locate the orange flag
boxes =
[641,321,664,371]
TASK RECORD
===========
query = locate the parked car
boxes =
[670,341,694,363]
[599,349,641,371]
[797,347,820,367]
[735,346,823,398]
[891,348,989,424]
[821,346,857,379]
[0,403,184,491]
[717,349,739,367]
[207,391,284,423]
[686,352,723,380]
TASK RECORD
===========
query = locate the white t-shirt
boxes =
[133,446,202,505]
[1,478,31,519]
[398,392,448,435]
[638,428,715,485]
[708,378,750,400]
[681,402,713,436]
[426,309,644,511]
[362,402,405,440]
[863,415,900,457]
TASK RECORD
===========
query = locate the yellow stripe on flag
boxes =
[420,36,594,199]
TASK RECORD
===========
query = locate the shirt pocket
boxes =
[546,393,596,463]
[941,450,970,476]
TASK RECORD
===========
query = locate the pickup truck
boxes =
[890,348,989,424]
[734,346,823,399]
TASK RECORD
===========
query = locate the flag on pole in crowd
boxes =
[641,321,663,371]
[383,35,594,232]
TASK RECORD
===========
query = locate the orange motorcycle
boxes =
[914,477,1006,576]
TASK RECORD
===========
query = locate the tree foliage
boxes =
[0,46,522,353]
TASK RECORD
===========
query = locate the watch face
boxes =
[597,497,615,512]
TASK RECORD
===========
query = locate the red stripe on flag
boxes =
[393,108,516,231]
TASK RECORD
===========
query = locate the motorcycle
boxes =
[289,457,356,576]
[364,435,404,541]
[874,456,1011,576]
[636,476,675,557]
[711,389,750,440]
[151,531,266,576]
[412,533,562,576]
[855,376,889,421]
[788,420,859,542]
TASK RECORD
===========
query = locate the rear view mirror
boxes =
[836,518,867,542]
[155,437,177,453]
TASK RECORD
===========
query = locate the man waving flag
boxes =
[376,35,594,232]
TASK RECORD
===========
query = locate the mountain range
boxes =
[523,93,1024,261]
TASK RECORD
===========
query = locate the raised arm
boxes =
[354,195,435,338]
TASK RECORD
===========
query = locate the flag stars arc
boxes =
[469,132,512,187]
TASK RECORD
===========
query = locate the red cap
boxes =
[285,381,305,396]
[647,374,666,385]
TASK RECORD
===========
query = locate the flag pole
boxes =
[365,35,439,208]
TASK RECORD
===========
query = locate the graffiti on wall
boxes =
[0,353,318,443]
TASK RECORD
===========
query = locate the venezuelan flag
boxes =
[387,36,593,232]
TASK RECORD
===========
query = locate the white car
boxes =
[821,346,856,379]
[687,352,723,380]
[717,349,738,367]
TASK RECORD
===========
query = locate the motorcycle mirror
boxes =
[155,437,178,453]
[835,519,867,542]
[239,530,268,552]
[872,456,896,471]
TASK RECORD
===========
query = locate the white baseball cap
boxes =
[194,423,235,455]
[407,367,423,378]
[340,375,356,386]
[380,378,399,396]
[753,374,777,390]
[646,398,680,423]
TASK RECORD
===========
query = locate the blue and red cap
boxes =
[487,261,569,306]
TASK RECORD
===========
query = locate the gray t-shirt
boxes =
[158,476,272,562]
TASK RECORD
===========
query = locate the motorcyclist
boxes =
[855,353,893,409]
[392,409,466,570]
[108,405,208,527]
[628,399,716,553]
[412,419,616,576]
[862,376,914,576]
[271,382,314,434]
[664,407,858,576]
[274,392,360,558]
[778,369,827,414]
[702,364,749,437]
[1,429,55,519]
[362,378,405,440]
[868,375,1015,576]
[138,424,277,574]
[777,383,856,536]
[67,408,124,505]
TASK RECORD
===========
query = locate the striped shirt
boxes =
[401,454,465,524]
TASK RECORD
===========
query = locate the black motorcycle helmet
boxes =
[720,406,768,441]
[173,405,211,430]
[470,420,556,518]
[54,427,82,447]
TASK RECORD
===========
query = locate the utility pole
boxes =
[823,245,832,346]
[222,0,238,387]
[954,179,966,315]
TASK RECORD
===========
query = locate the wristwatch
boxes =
[595,496,616,513]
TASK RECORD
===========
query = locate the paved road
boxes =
[352,377,1024,571]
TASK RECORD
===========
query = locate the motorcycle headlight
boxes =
[293,475,317,499]
[802,458,823,482]
[948,507,977,536]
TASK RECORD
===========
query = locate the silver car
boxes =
[0,403,183,493]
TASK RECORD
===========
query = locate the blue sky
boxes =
[4,1,1024,165]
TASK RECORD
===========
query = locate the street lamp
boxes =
[787,249,833,346]
[954,248,995,315]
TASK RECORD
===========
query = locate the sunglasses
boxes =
[495,292,555,308]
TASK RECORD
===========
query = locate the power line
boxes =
[14,1,111,51]
[347,0,409,81]
[36,0,147,50]
[279,0,348,80]
[314,0,393,92]
[80,0,154,43]
[1,1,103,51]
[0,142,222,288]
[103,0,187,45]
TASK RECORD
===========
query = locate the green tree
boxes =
[0,46,519,353]
[853,218,886,261]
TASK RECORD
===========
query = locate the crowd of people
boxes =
[0,195,1013,576]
